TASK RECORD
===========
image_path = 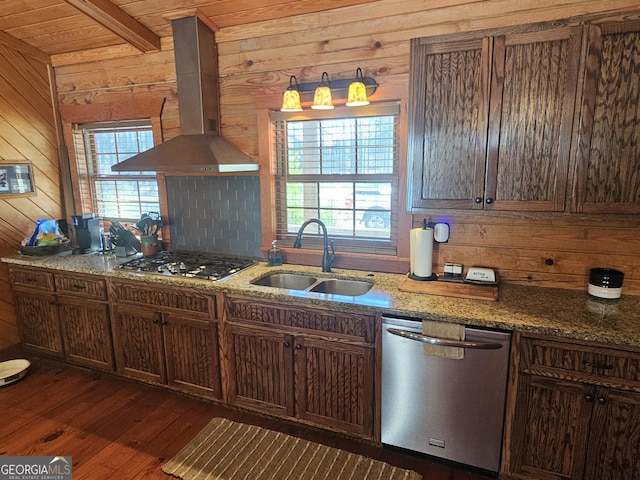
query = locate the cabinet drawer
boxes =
[522,337,640,387]
[9,267,54,291]
[55,274,106,300]
[110,280,215,317]
[225,297,375,344]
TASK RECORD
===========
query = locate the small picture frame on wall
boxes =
[0,161,35,197]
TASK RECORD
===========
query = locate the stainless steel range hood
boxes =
[112,16,258,174]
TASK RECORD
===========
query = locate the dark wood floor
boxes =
[0,350,493,480]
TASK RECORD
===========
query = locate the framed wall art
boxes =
[0,161,35,197]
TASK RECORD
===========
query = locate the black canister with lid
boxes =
[588,268,624,299]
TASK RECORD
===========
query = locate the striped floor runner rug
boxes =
[162,417,422,480]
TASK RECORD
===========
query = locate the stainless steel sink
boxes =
[252,273,317,290]
[252,273,373,296]
[309,279,373,296]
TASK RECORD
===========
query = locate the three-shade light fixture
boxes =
[281,68,377,112]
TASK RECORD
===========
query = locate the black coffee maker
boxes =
[72,214,102,255]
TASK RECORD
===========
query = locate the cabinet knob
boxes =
[485,197,494,204]
[284,341,290,348]
[72,284,87,290]
[474,197,483,204]
[598,397,607,405]
[295,344,302,350]
[585,394,594,402]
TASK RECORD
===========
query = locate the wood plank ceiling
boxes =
[0,0,379,58]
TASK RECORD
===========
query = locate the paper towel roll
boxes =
[410,227,433,278]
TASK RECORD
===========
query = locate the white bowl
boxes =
[0,359,31,386]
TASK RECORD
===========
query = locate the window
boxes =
[271,103,400,255]
[72,120,159,221]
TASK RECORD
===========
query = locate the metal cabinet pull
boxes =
[485,198,494,204]
[474,197,483,204]
[598,397,608,405]
[583,360,614,371]
[386,328,503,349]
[72,284,87,290]
[585,394,594,402]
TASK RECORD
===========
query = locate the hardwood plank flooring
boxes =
[0,352,493,480]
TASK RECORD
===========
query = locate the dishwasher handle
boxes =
[386,328,504,350]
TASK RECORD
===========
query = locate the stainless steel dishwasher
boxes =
[381,315,511,474]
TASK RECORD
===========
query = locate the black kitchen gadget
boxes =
[72,214,102,255]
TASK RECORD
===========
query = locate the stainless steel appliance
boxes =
[381,315,511,474]
[118,251,255,281]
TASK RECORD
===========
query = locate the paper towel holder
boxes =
[409,271,438,281]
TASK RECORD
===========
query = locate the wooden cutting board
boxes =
[398,274,499,301]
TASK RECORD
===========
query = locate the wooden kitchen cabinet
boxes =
[109,279,222,399]
[223,296,376,439]
[571,20,640,214]
[9,266,113,369]
[502,333,640,479]
[409,23,581,212]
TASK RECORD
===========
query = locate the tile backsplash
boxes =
[166,175,263,259]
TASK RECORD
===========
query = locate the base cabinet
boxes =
[9,266,113,369]
[503,334,640,480]
[13,289,63,358]
[109,280,222,399]
[224,296,376,439]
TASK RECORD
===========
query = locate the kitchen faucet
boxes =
[293,218,336,272]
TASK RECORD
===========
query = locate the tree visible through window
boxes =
[73,120,159,221]
[272,103,400,255]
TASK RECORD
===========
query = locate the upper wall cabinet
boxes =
[571,20,640,214]
[409,24,582,212]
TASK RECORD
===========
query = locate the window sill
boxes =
[260,247,408,275]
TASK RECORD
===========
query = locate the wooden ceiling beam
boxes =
[63,0,161,52]
[0,30,50,64]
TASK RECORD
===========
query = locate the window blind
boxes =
[73,120,159,221]
[271,103,400,255]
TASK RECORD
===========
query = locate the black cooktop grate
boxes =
[118,251,255,281]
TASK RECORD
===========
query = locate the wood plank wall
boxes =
[2,0,638,347]
[51,0,640,293]
[0,46,61,350]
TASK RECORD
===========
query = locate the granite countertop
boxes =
[3,251,640,349]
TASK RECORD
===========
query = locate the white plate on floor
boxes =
[0,359,31,386]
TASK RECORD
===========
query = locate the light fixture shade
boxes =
[281,76,303,112]
[346,67,370,106]
[311,86,334,109]
[311,72,334,110]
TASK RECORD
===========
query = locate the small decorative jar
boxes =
[140,234,159,257]
[588,268,624,300]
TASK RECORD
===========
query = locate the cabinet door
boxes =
[584,387,640,480]
[294,336,375,438]
[111,306,165,383]
[573,21,640,214]
[409,36,490,210]
[227,323,294,417]
[487,26,581,211]
[409,25,581,212]
[59,298,113,371]
[163,314,221,399]
[507,374,593,480]
[13,292,63,358]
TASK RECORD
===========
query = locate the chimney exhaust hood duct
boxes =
[112,16,259,174]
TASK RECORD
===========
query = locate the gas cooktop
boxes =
[118,251,256,281]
